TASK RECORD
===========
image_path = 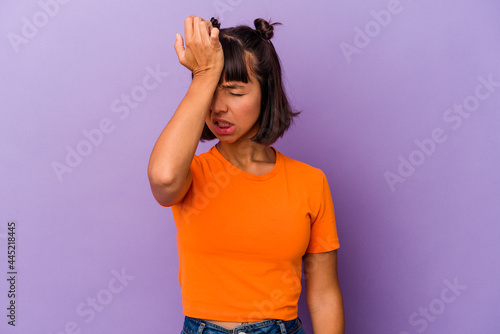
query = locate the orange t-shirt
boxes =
[167,144,340,322]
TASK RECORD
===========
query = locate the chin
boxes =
[216,137,238,144]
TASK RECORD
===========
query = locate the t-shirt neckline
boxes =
[210,144,283,181]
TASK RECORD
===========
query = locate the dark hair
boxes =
[198,17,301,145]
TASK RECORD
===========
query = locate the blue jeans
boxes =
[181,315,307,334]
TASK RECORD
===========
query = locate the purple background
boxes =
[1,0,499,333]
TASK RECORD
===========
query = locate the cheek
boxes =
[236,97,261,117]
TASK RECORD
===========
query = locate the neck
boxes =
[216,140,276,166]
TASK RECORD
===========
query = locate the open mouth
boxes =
[213,119,235,134]
[214,120,233,128]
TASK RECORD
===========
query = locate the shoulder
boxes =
[279,150,327,182]
[191,147,222,167]
[189,146,240,177]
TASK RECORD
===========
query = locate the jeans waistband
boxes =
[183,315,303,334]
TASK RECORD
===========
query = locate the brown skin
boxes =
[206,68,277,177]
[147,15,273,329]
[149,15,343,331]
[148,16,223,207]
[148,15,275,208]
[304,250,345,333]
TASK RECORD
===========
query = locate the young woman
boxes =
[148,15,344,334]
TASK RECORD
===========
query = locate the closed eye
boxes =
[230,92,245,96]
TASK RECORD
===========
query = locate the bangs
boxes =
[219,36,253,84]
[199,20,301,145]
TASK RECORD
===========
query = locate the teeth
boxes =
[217,121,231,126]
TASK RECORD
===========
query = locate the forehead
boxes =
[218,44,258,84]
[218,67,259,87]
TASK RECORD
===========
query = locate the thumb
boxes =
[174,33,185,58]
[210,28,221,48]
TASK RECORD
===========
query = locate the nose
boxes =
[211,87,228,113]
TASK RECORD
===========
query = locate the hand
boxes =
[174,16,224,78]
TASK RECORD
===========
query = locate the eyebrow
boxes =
[219,83,245,89]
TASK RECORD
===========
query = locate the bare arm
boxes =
[303,250,345,333]
[147,16,223,207]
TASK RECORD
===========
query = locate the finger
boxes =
[205,19,213,36]
[184,15,195,41]
[200,20,212,45]
[174,33,185,60]
[193,16,202,41]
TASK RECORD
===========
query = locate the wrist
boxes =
[188,73,220,96]
[192,69,222,81]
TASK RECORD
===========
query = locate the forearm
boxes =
[308,293,345,334]
[148,74,219,185]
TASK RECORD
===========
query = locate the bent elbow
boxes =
[148,169,192,207]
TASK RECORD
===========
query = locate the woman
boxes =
[148,15,344,334]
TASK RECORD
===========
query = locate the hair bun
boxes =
[210,17,221,29]
[254,18,280,40]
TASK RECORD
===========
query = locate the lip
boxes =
[212,117,234,125]
[212,117,235,135]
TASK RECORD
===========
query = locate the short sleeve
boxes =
[305,170,340,253]
[166,154,201,208]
